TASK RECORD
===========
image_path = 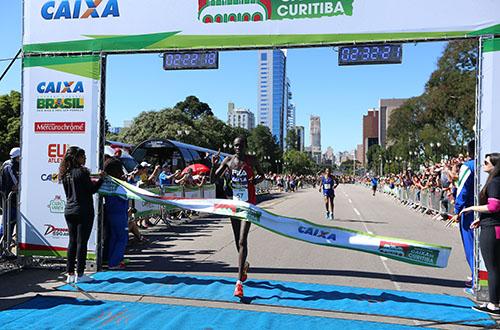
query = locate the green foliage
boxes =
[248,125,281,171]
[174,95,213,120]
[0,91,21,160]
[283,150,316,175]
[366,144,384,173]
[387,40,477,163]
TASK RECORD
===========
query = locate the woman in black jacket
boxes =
[460,153,500,315]
[59,146,104,284]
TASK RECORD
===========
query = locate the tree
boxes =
[0,91,21,160]
[285,128,299,151]
[174,96,213,120]
[366,144,384,174]
[283,150,316,175]
[248,125,281,171]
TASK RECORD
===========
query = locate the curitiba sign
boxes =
[23,0,500,54]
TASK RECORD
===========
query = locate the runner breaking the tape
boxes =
[211,136,265,298]
[319,168,338,220]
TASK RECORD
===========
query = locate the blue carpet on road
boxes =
[57,271,494,327]
[0,295,431,330]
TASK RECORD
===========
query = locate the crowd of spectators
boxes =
[360,153,472,218]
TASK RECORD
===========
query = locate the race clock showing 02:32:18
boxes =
[163,51,219,70]
[338,44,403,66]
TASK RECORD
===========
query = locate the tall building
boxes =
[378,98,407,148]
[323,146,334,165]
[258,49,287,148]
[227,103,255,131]
[285,78,295,131]
[356,144,364,164]
[362,109,379,166]
[310,115,321,163]
[294,126,305,152]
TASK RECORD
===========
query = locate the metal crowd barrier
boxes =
[367,183,454,215]
[0,191,17,258]
[0,191,7,254]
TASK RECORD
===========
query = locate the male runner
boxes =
[211,136,265,298]
[371,176,379,196]
[319,168,338,220]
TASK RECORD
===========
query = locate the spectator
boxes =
[59,146,104,283]
[460,153,500,315]
[0,147,20,256]
[451,140,476,291]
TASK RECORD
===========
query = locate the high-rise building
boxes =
[356,144,364,164]
[294,126,305,152]
[227,103,255,131]
[285,78,295,131]
[310,115,321,163]
[323,146,334,165]
[362,109,379,166]
[258,49,287,148]
[378,98,407,148]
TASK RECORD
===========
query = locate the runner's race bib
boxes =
[323,184,331,190]
[233,187,249,202]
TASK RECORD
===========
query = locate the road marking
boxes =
[352,203,402,292]
[348,199,352,204]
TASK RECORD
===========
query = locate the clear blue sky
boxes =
[1,1,447,154]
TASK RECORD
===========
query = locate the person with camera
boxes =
[59,146,104,283]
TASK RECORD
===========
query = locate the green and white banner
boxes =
[19,55,101,258]
[23,0,500,54]
[100,177,452,268]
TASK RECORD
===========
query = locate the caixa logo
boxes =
[41,0,120,20]
[37,81,84,94]
[41,173,59,183]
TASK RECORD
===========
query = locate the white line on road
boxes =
[353,208,361,216]
[348,199,352,204]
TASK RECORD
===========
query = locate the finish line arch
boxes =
[19,0,500,300]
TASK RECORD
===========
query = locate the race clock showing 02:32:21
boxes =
[338,44,403,66]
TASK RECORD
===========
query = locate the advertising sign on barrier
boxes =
[19,55,101,258]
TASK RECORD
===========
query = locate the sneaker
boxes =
[325,212,329,219]
[75,274,94,283]
[234,282,244,298]
[241,261,250,282]
[472,303,500,316]
[66,274,75,284]
[329,213,334,220]
[464,287,475,296]
[109,262,126,270]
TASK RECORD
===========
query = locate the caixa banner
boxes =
[23,0,500,54]
[19,55,101,259]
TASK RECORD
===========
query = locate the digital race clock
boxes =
[163,51,219,70]
[338,44,403,66]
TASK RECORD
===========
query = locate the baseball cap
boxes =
[162,162,170,168]
[140,161,151,167]
[9,147,20,159]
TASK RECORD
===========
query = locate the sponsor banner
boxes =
[100,177,451,268]
[20,55,101,258]
[476,38,500,299]
[23,1,500,53]
[35,122,86,134]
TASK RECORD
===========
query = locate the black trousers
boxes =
[65,213,94,276]
[480,225,500,304]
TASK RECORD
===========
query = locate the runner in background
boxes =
[371,176,379,196]
[211,136,265,298]
[319,168,338,220]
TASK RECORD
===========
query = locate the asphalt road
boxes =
[0,184,490,328]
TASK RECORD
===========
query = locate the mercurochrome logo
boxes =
[198,0,354,24]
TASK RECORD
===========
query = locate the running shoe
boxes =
[241,261,250,282]
[472,303,500,316]
[325,211,329,219]
[75,274,94,283]
[234,282,244,298]
[329,213,334,220]
[109,262,126,270]
[464,287,475,296]
[66,274,75,284]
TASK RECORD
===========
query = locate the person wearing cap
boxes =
[0,147,20,252]
[158,163,180,189]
